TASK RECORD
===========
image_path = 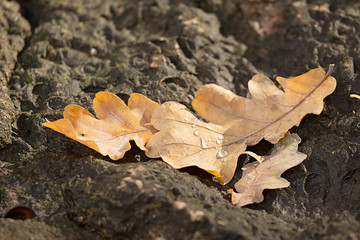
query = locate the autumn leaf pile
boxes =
[44,66,336,207]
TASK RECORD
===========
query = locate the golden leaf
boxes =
[193,66,336,144]
[230,133,307,207]
[146,66,336,184]
[43,92,159,160]
[146,101,242,184]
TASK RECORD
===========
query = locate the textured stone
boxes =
[0,0,359,239]
[0,0,30,148]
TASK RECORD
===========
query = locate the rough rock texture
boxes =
[0,0,30,148]
[1,0,360,239]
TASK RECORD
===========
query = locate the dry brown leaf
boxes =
[193,66,336,144]
[230,132,307,207]
[43,92,159,160]
[146,66,336,184]
[145,101,242,184]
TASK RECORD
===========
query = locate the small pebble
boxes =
[90,48,97,56]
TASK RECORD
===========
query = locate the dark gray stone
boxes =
[0,0,30,148]
[1,0,359,239]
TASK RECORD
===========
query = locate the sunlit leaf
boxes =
[146,66,335,184]
[43,92,159,160]
[230,133,307,207]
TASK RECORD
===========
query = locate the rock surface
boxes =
[1,0,360,239]
[0,0,30,148]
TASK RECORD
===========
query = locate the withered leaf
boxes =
[230,133,307,207]
[43,92,159,160]
[193,66,336,144]
[145,101,242,184]
[146,66,336,184]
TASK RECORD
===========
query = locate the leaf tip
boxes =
[42,120,57,129]
[206,170,225,185]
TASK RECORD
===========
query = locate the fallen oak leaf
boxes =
[146,66,336,184]
[43,92,159,160]
[230,132,307,207]
[193,65,336,144]
[145,101,243,184]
